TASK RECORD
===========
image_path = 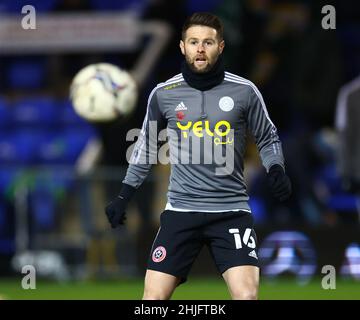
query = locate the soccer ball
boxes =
[70,63,138,122]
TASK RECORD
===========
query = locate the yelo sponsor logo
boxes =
[176,120,233,145]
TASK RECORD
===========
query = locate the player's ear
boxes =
[219,40,225,54]
[179,40,185,55]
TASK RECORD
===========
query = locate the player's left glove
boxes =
[267,164,292,202]
[105,183,136,228]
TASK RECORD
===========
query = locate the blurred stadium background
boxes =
[0,0,359,300]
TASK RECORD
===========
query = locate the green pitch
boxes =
[0,277,359,300]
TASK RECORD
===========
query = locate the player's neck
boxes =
[181,55,224,91]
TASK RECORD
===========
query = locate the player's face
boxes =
[180,25,224,73]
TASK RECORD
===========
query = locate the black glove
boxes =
[105,183,136,228]
[267,164,292,202]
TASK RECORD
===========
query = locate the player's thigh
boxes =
[205,211,259,273]
[147,210,203,283]
[222,265,260,300]
[143,269,181,300]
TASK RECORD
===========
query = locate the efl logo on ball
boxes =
[152,246,167,263]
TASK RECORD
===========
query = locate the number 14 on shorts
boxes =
[229,228,256,249]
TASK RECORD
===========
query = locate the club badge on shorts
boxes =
[152,246,167,263]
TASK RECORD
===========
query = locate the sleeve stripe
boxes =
[224,75,275,127]
[131,86,159,164]
[225,73,281,155]
[165,73,183,82]
[132,77,185,163]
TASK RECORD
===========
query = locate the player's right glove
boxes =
[267,164,292,202]
[105,183,136,228]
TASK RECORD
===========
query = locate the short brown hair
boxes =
[182,12,224,41]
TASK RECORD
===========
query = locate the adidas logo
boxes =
[175,102,187,111]
[248,250,258,259]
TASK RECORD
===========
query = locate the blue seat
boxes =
[249,197,267,224]
[31,189,56,231]
[0,169,15,196]
[0,97,12,130]
[316,164,342,193]
[0,238,15,255]
[0,134,16,164]
[36,132,67,164]
[316,164,358,212]
[0,167,27,195]
[61,99,90,127]
[34,169,73,192]
[7,58,47,90]
[37,127,96,164]
[62,127,97,163]
[12,97,59,128]
[186,0,222,13]
[0,0,59,13]
[327,194,358,211]
[90,0,147,14]
[0,131,41,165]
[31,169,73,231]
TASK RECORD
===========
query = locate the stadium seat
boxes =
[186,0,222,13]
[12,97,59,128]
[36,132,67,164]
[37,127,96,164]
[0,0,59,13]
[36,168,73,192]
[7,58,47,90]
[62,127,97,163]
[249,197,267,224]
[316,164,358,212]
[327,194,358,212]
[0,169,15,197]
[0,167,29,196]
[31,189,56,231]
[0,238,15,255]
[29,123,96,230]
[316,164,342,193]
[0,97,12,130]
[30,169,73,231]
[61,99,91,127]
[0,131,41,165]
[90,0,147,15]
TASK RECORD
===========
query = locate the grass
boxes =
[0,277,359,300]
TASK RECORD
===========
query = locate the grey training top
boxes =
[123,71,285,212]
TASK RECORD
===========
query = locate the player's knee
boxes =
[231,287,258,300]
[142,288,171,300]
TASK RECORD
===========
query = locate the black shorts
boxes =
[147,210,259,284]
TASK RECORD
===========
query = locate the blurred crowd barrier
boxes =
[0,164,359,283]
